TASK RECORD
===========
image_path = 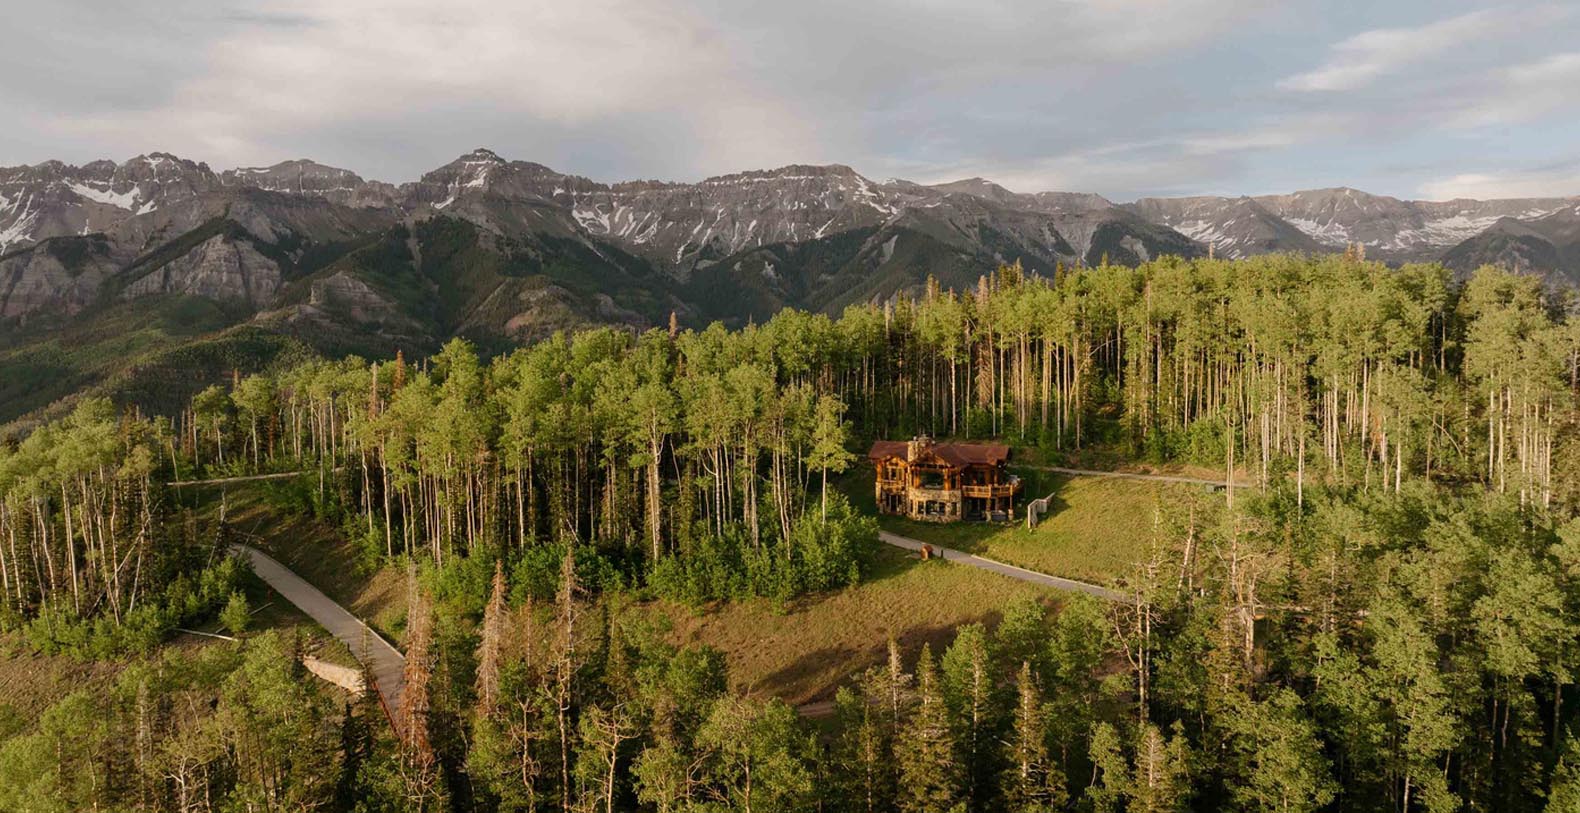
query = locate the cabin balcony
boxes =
[961,483,1017,498]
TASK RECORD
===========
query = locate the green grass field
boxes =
[645,544,1060,706]
[838,461,1199,585]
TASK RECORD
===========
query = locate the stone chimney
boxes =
[907,435,931,461]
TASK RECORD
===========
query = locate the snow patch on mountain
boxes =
[1173,220,1246,258]
[573,205,612,233]
[0,204,38,253]
[67,181,140,210]
[1386,214,1503,251]
[1285,218,1352,247]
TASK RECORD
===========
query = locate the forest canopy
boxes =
[4,255,1580,812]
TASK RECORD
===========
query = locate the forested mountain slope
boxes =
[6,257,1580,811]
[3,149,1577,428]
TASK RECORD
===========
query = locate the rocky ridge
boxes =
[2,149,1577,339]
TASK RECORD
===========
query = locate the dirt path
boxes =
[1023,464,1246,488]
[168,469,342,487]
[233,544,406,715]
[877,531,1123,602]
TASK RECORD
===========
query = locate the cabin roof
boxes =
[867,440,1011,467]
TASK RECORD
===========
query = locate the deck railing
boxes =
[961,483,1018,498]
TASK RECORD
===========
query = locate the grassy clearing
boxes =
[0,645,126,734]
[839,462,1197,585]
[1010,439,1244,484]
[645,545,1057,706]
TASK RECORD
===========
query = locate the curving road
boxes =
[233,544,406,715]
[877,530,1123,601]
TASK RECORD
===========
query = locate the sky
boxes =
[3,0,1578,201]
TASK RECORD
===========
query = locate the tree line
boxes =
[3,254,1580,811]
[97,258,1580,579]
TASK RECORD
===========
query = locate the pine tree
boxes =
[1129,723,1190,813]
[1002,662,1065,812]
[898,645,960,813]
[1549,737,1580,813]
[1085,722,1128,813]
[941,623,997,809]
[834,685,890,813]
[552,547,582,813]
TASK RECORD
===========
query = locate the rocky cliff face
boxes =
[395,151,1202,292]
[401,152,903,279]
[121,234,282,306]
[1128,196,1325,259]
[0,153,219,255]
[1137,187,1577,263]
[0,235,124,318]
[1442,205,1580,284]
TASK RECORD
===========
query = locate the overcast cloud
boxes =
[2,0,1577,201]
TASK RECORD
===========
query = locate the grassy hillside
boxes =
[646,544,1056,705]
[835,458,1207,585]
[878,473,1198,584]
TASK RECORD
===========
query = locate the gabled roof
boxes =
[869,440,909,460]
[867,440,1011,467]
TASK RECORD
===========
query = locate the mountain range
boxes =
[1,148,1576,424]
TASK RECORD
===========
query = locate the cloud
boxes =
[1451,52,1580,127]
[1418,162,1580,200]
[13,0,1282,184]
[3,0,1578,202]
[908,136,1245,199]
[1178,114,1355,155]
[1278,10,1497,92]
[23,0,821,178]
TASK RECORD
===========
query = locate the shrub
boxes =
[221,591,251,637]
[650,495,878,607]
[509,544,623,604]
[20,554,248,658]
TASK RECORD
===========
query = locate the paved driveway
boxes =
[233,544,406,714]
[877,531,1123,601]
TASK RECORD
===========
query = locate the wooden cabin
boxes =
[868,436,1021,523]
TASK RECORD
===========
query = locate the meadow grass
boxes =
[645,544,1059,706]
[838,461,1198,585]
